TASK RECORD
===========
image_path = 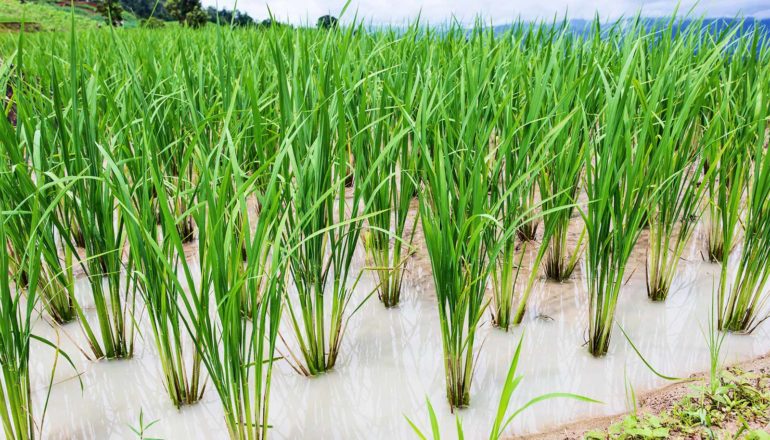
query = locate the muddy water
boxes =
[29,214,770,439]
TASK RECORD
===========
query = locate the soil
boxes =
[0,21,43,32]
[515,353,770,439]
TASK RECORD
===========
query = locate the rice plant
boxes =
[638,29,718,302]
[275,27,368,375]
[0,52,75,324]
[106,141,205,408]
[353,77,419,309]
[46,26,136,360]
[406,335,598,439]
[537,40,592,282]
[415,28,519,406]
[585,20,730,354]
[719,76,770,332]
[583,30,654,357]
[0,212,38,440]
[487,28,575,328]
[156,118,287,438]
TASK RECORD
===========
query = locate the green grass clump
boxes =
[586,368,770,439]
[583,31,654,357]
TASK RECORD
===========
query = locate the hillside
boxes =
[0,0,138,32]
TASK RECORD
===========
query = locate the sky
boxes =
[199,0,770,25]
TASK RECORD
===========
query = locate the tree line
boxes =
[91,0,339,29]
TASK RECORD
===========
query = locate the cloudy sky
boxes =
[200,0,770,25]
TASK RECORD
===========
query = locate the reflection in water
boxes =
[30,227,770,439]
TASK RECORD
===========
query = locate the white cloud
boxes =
[200,0,770,25]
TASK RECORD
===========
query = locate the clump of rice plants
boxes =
[0,213,38,440]
[0,59,75,324]
[585,20,727,354]
[583,32,654,357]
[486,27,573,329]
[163,121,287,438]
[701,30,761,266]
[46,29,136,360]
[406,335,598,439]
[106,143,205,408]
[417,70,493,406]
[353,78,419,309]
[719,78,770,332]
[638,29,717,302]
[702,89,730,264]
[274,27,369,376]
[415,28,519,405]
[538,39,592,282]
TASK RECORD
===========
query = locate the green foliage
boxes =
[139,16,164,28]
[274,23,367,375]
[128,409,161,440]
[588,368,770,439]
[0,11,769,438]
[719,76,770,332]
[165,0,198,23]
[121,0,169,20]
[586,414,670,439]
[317,15,338,29]
[0,0,101,31]
[96,0,123,27]
[184,6,206,28]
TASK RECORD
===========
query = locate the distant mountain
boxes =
[491,17,770,39]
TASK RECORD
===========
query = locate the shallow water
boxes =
[29,220,770,440]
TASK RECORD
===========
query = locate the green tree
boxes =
[166,0,200,24]
[185,7,207,28]
[316,15,338,29]
[97,0,124,27]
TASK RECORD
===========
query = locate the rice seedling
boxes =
[0,49,75,324]
[0,212,39,440]
[706,293,727,395]
[45,25,137,360]
[583,28,654,357]
[274,25,370,376]
[638,28,719,302]
[195,163,286,440]
[406,335,598,439]
[718,72,770,332]
[486,27,578,329]
[152,111,287,438]
[413,26,546,405]
[415,37,501,405]
[105,143,205,408]
[0,125,75,325]
[0,135,77,438]
[506,27,553,245]
[702,86,729,264]
[702,89,749,271]
[353,80,419,308]
[128,409,161,440]
[537,40,592,282]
